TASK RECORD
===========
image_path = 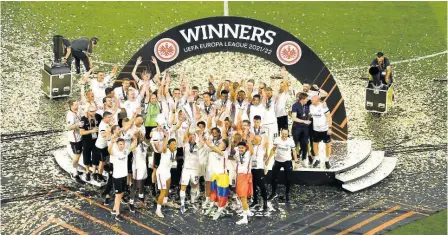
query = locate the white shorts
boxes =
[198,164,207,177]
[205,165,226,181]
[180,169,199,186]
[132,167,147,181]
[156,169,170,190]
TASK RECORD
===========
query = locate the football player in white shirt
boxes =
[250,115,268,141]
[230,90,249,125]
[79,87,99,117]
[119,113,138,197]
[204,129,230,220]
[234,141,254,225]
[131,56,161,92]
[102,124,121,206]
[108,135,138,222]
[101,96,120,125]
[129,130,149,213]
[250,135,268,210]
[248,95,265,127]
[94,111,114,183]
[292,82,328,100]
[261,87,278,154]
[196,121,209,176]
[309,95,333,169]
[246,79,257,98]
[66,100,84,184]
[114,78,132,111]
[275,66,290,133]
[179,128,201,214]
[123,85,147,118]
[155,132,177,218]
[266,129,298,203]
[82,65,118,105]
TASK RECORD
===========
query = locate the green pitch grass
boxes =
[385,210,447,235]
[2,1,446,67]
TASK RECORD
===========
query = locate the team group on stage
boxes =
[65,56,333,223]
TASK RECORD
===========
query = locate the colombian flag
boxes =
[210,173,230,207]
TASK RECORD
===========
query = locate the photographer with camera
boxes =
[71,36,99,74]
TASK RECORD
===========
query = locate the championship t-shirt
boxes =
[95,121,110,149]
[80,114,102,141]
[264,97,277,124]
[66,111,82,143]
[275,92,288,117]
[251,144,266,170]
[309,103,330,132]
[111,146,129,179]
[273,137,295,162]
[184,142,200,170]
[235,150,252,174]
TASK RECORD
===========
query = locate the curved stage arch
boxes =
[115,16,348,140]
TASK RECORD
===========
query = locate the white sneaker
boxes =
[204,205,214,215]
[212,209,222,220]
[247,210,254,216]
[302,159,308,167]
[236,216,248,225]
[155,209,164,218]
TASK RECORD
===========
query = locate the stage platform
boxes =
[53,140,396,192]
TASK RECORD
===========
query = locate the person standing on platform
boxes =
[79,105,102,182]
[250,134,268,210]
[266,128,298,203]
[234,141,254,225]
[275,66,290,134]
[155,132,177,218]
[291,93,312,167]
[309,95,333,169]
[66,100,84,184]
[70,37,98,74]
[108,135,137,222]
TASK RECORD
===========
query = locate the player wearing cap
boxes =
[155,132,177,218]
[108,134,138,222]
[309,95,333,169]
[66,100,84,184]
[266,129,298,202]
[79,105,102,181]
[234,141,254,225]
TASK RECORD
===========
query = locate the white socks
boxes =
[180,191,186,206]
[156,204,162,211]
[138,194,144,199]
[325,156,330,162]
[190,188,197,203]
[163,197,168,204]
[129,199,134,205]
